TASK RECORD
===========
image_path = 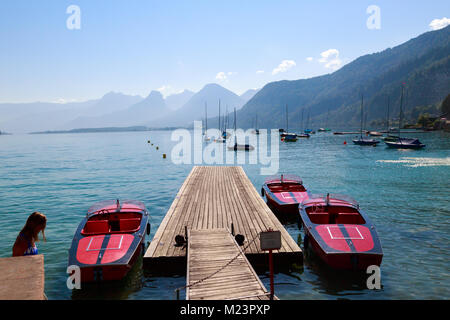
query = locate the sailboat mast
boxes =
[234,107,237,144]
[225,106,228,132]
[205,102,208,134]
[386,96,390,133]
[360,95,364,139]
[399,84,404,139]
[286,104,289,132]
[218,99,221,131]
[301,109,304,131]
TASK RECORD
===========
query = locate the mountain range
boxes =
[0,84,250,133]
[1,25,449,133]
[236,25,450,129]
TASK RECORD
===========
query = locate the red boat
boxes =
[68,200,150,282]
[261,175,310,215]
[299,194,382,270]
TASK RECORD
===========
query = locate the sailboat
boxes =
[384,85,425,149]
[252,114,260,135]
[227,108,255,151]
[304,109,315,134]
[383,96,400,142]
[222,106,230,139]
[297,108,310,138]
[215,99,226,143]
[281,104,298,142]
[353,95,380,146]
[204,102,211,142]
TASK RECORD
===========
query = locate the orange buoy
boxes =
[343,141,347,145]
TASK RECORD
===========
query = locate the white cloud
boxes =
[306,57,313,62]
[215,72,227,81]
[318,49,342,70]
[272,60,296,75]
[216,71,237,81]
[256,70,264,74]
[429,17,450,30]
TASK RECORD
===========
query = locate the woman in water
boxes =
[12,212,47,256]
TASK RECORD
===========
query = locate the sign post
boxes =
[260,229,281,300]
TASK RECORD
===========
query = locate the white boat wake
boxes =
[376,157,450,167]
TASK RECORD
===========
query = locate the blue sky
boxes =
[0,0,449,103]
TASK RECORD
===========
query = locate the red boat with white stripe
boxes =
[261,174,310,216]
[299,194,382,270]
[68,200,150,282]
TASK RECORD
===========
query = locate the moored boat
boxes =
[262,174,309,215]
[297,133,310,138]
[228,143,255,151]
[353,138,380,146]
[353,94,380,146]
[68,199,150,282]
[385,138,425,149]
[384,84,425,149]
[281,104,298,142]
[299,194,383,270]
[281,133,298,142]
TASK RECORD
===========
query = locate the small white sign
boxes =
[260,231,281,250]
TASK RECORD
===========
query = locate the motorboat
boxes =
[385,138,425,149]
[261,174,309,215]
[68,199,150,282]
[299,194,383,270]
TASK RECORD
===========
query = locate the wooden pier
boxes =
[186,228,274,300]
[0,255,46,300]
[144,166,302,272]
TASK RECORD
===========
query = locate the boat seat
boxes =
[82,220,110,234]
[335,212,365,225]
[119,218,141,232]
[308,212,329,224]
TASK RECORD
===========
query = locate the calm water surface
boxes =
[0,130,449,300]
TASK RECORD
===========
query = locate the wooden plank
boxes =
[186,228,272,300]
[144,166,302,269]
[0,255,45,300]
[145,167,197,258]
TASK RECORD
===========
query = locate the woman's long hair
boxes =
[20,212,47,242]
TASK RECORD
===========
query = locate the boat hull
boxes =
[228,144,254,151]
[76,242,144,282]
[305,231,383,269]
[353,139,380,146]
[385,140,425,149]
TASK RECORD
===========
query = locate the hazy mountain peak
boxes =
[240,88,260,103]
[165,90,196,111]
[146,90,164,99]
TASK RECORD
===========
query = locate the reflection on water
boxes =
[72,256,145,300]
[302,245,372,297]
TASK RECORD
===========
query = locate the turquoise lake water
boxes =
[0,130,449,300]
